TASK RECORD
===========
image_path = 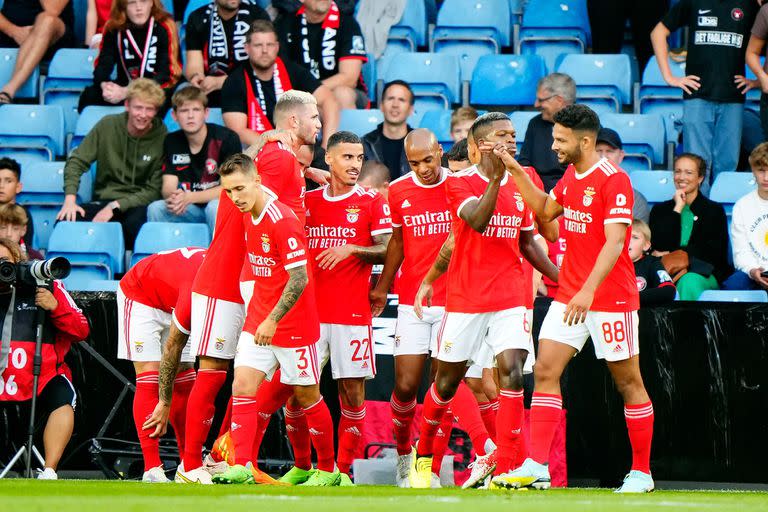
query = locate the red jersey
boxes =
[305,185,392,325]
[388,169,451,307]
[445,166,534,313]
[256,141,306,225]
[549,158,639,312]
[543,218,566,299]
[120,247,206,332]
[242,199,319,347]
[192,190,246,303]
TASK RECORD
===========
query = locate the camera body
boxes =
[0,257,71,287]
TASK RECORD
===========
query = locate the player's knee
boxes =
[481,378,498,400]
[613,373,645,401]
[232,374,258,396]
[394,374,420,399]
[434,374,460,401]
[35,12,63,32]
[498,366,524,391]
[333,86,357,109]
[533,360,561,385]
[339,380,365,407]
[292,386,321,409]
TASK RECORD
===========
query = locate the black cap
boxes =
[597,128,622,149]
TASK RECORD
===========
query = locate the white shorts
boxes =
[316,323,376,379]
[188,293,245,360]
[234,332,321,385]
[464,309,532,378]
[117,287,195,363]
[393,305,444,357]
[438,307,534,374]
[539,301,639,362]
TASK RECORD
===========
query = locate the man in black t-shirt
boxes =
[274,0,369,109]
[362,80,414,181]
[651,0,759,189]
[220,19,340,147]
[147,87,241,234]
[185,0,270,108]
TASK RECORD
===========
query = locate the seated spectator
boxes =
[362,80,414,180]
[185,0,270,108]
[445,138,469,172]
[358,160,390,199]
[0,203,42,259]
[0,158,33,249]
[221,19,340,147]
[78,0,181,113]
[147,87,241,234]
[518,73,574,191]
[629,218,676,306]
[273,0,358,16]
[84,0,111,48]
[0,0,74,104]
[649,153,732,300]
[595,128,651,222]
[450,106,478,143]
[723,142,768,291]
[58,79,167,250]
[275,0,369,109]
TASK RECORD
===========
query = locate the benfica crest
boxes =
[346,206,361,223]
[514,192,525,212]
[261,233,271,252]
[583,187,596,207]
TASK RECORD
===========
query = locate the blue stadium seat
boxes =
[470,54,546,107]
[183,0,210,23]
[339,109,384,137]
[0,48,39,98]
[710,172,757,217]
[629,171,675,204]
[744,57,765,113]
[600,113,666,168]
[389,0,427,50]
[47,222,125,279]
[419,109,454,149]
[64,277,120,292]
[17,161,93,205]
[636,56,687,142]
[361,53,376,101]
[70,105,124,152]
[0,105,66,162]
[41,49,98,135]
[161,0,174,15]
[131,222,211,267]
[556,54,632,113]
[379,53,461,110]
[164,108,225,132]
[698,290,768,303]
[517,0,590,73]
[510,111,538,151]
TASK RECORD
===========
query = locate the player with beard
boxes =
[493,104,653,493]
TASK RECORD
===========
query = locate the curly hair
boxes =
[552,104,600,135]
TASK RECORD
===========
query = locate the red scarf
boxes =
[244,57,293,133]
[296,1,341,79]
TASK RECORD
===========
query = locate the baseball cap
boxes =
[597,128,622,149]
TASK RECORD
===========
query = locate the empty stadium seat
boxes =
[389,0,428,51]
[629,171,675,204]
[64,277,119,292]
[636,56,687,141]
[0,48,39,99]
[17,161,93,205]
[510,111,538,151]
[70,106,124,152]
[698,290,768,303]
[47,222,125,280]
[517,0,590,73]
[600,113,666,168]
[339,109,384,136]
[379,53,461,110]
[163,108,225,132]
[470,54,546,107]
[418,109,454,149]
[556,54,632,113]
[41,49,98,134]
[0,105,66,162]
[131,222,211,267]
[710,172,757,216]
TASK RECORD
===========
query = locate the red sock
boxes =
[134,371,161,471]
[284,402,312,470]
[478,399,498,442]
[451,381,490,456]
[218,396,233,438]
[390,394,417,456]
[169,369,195,456]
[416,384,450,457]
[232,396,260,466]
[251,372,293,461]
[625,401,654,474]
[512,424,529,469]
[431,408,453,475]
[303,397,336,472]
[183,369,226,470]
[337,402,366,475]
[529,392,562,464]
[494,389,524,475]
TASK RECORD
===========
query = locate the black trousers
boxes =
[77,201,147,251]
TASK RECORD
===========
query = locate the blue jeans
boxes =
[146,199,218,235]
[682,99,743,193]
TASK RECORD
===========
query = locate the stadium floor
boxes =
[3,481,768,512]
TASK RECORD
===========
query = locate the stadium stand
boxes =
[419,109,455,149]
[510,110,539,153]
[47,222,125,284]
[517,0,590,73]
[600,113,666,170]
[698,290,768,303]
[378,53,461,111]
[629,170,675,204]
[0,48,40,99]
[388,0,428,52]
[470,54,546,107]
[41,49,98,135]
[556,54,632,114]
[69,106,124,153]
[635,55,687,143]
[0,105,66,162]
[710,172,758,218]
[130,222,211,268]
[339,109,384,137]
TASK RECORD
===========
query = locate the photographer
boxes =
[0,238,90,479]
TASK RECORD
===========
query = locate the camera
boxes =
[0,257,71,286]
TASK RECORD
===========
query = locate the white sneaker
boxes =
[462,449,497,489]
[175,465,213,484]
[37,468,57,480]
[491,457,551,490]
[142,465,170,483]
[395,450,413,488]
[430,472,442,488]
[615,470,654,493]
[203,453,229,476]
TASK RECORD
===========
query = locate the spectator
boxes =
[0,203,43,259]
[273,0,359,16]
[274,0,369,109]
[629,218,676,306]
[184,0,270,108]
[0,0,74,104]
[745,1,768,141]
[84,0,111,49]
[147,86,241,234]
[517,73,575,191]
[450,106,478,143]
[358,160,390,199]
[362,79,414,180]
[651,1,759,190]
[723,141,768,291]
[78,0,181,112]
[649,153,731,300]
[221,19,340,147]
[0,157,33,250]
[445,137,469,172]
[58,79,167,250]
[595,128,651,222]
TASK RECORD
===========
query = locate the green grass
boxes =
[2,480,767,512]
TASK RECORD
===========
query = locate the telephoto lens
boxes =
[29,257,71,281]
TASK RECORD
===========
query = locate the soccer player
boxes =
[118,247,205,482]
[408,113,558,489]
[303,130,392,484]
[493,104,654,493]
[213,153,340,487]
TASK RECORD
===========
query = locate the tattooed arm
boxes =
[254,265,309,345]
[142,324,189,438]
[315,233,392,270]
[413,232,454,319]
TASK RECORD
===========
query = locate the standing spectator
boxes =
[0,157,33,250]
[78,0,181,112]
[723,141,768,290]
[0,0,74,104]
[185,0,270,108]
[649,153,731,300]
[221,19,340,147]
[517,73,574,191]
[449,106,478,143]
[84,0,112,49]
[0,203,43,259]
[58,79,167,250]
[595,128,651,222]
[147,87,241,234]
[651,1,759,189]
[362,80,414,180]
[629,219,676,305]
[275,0,369,109]
[745,1,768,141]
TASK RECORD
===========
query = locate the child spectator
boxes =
[630,219,676,306]
[0,203,43,259]
[0,158,33,250]
[449,106,478,143]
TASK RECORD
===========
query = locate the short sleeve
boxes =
[752,6,768,39]
[369,192,393,236]
[221,70,247,113]
[602,173,634,225]
[185,10,206,51]
[549,173,565,203]
[389,189,403,228]
[161,135,176,175]
[338,17,367,61]
[286,59,323,93]
[446,176,479,219]
[521,205,535,231]
[274,216,309,270]
[661,0,690,31]
[221,126,244,156]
